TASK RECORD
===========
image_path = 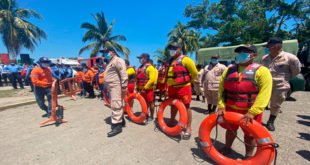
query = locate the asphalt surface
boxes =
[0,91,309,165]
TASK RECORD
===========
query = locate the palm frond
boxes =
[13,8,42,19]
[78,41,99,55]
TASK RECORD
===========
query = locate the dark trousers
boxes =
[9,73,24,89]
[79,82,86,96]
[0,74,3,86]
[2,74,8,86]
[99,84,104,98]
[83,82,94,97]
[34,86,52,114]
[27,77,34,91]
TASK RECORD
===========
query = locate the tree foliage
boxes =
[184,0,310,46]
[79,12,130,58]
[0,0,47,60]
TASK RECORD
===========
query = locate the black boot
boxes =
[266,115,276,131]
[196,95,200,101]
[107,124,122,137]
[121,118,126,127]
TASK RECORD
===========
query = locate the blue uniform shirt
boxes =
[66,68,73,78]
[51,66,61,79]
[3,64,23,73]
[25,65,34,77]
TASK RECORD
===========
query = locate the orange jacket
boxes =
[99,71,105,84]
[31,67,53,88]
[74,71,84,82]
[84,69,94,83]
[91,68,98,78]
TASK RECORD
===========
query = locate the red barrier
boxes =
[40,80,67,126]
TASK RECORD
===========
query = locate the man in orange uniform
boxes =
[136,53,157,123]
[82,64,95,98]
[166,42,198,140]
[31,57,53,117]
[74,67,86,97]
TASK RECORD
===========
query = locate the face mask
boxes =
[211,59,218,64]
[264,48,270,54]
[235,53,251,64]
[105,53,111,60]
[170,50,176,56]
[41,63,50,68]
[139,59,144,64]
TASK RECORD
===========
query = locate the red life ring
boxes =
[157,98,188,136]
[125,93,148,124]
[103,91,110,107]
[199,112,276,165]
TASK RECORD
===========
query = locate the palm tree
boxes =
[167,21,198,56]
[79,12,130,59]
[0,0,47,60]
[153,48,170,62]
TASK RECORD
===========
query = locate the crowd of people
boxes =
[4,37,301,159]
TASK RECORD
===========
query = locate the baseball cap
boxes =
[137,53,150,59]
[263,37,283,47]
[234,44,257,53]
[38,57,51,63]
[167,42,182,49]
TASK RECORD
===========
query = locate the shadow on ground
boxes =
[285,96,297,101]
[191,107,207,114]
[297,120,310,127]
[298,133,310,141]
[153,118,182,143]
[296,150,310,162]
[191,137,245,164]
[40,107,65,127]
[297,115,310,120]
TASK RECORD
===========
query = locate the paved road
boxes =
[0,91,309,165]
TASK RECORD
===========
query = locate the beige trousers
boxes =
[108,84,125,124]
[270,88,289,116]
[204,90,218,105]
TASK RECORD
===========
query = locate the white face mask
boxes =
[170,50,176,56]
[41,63,50,68]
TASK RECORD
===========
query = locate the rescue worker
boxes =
[136,53,157,123]
[193,64,204,101]
[261,37,301,131]
[74,67,86,97]
[82,64,95,98]
[3,61,24,89]
[157,59,168,102]
[31,57,53,117]
[125,59,136,94]
[166,42,198,140]
[201,54,227,114]
[217,44,272,158]
[104,48,128,137]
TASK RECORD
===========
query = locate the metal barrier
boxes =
[40,80,67,126]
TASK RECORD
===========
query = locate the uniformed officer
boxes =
[104,48,128,137]
[201,54,226,114]
[3,61,24,89]
[166,42,198,140]
[193,64,204,101]
[262,37,301,131]
[31,57,53,117]
[217,44,272,158]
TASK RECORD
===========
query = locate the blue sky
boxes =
[0,0,200,67]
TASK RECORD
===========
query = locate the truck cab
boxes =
[78,57,105,68]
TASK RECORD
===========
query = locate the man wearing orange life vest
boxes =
[136,53,157,123]
[125,59,136,94]
[217,44,272,159]
[82,64,95,98]
[31,57,53,117]
[157,59,168,102]
[74,67,86,97]
[166,42,198,140]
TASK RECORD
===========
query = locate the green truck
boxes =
[197,39,308,94]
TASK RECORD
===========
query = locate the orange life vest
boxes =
[168,55,190,83]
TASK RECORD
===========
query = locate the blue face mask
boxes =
[105,53,111,60]
[139,59,143,64]
[235,53,251,64]
[211,59,218,64]
[264,48,270,54]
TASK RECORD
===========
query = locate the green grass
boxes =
[0,89,17,98]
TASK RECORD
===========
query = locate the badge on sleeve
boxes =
[117,62,123,70]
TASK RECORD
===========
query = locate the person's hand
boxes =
[217,108,225,115]
[240,112,255,126]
